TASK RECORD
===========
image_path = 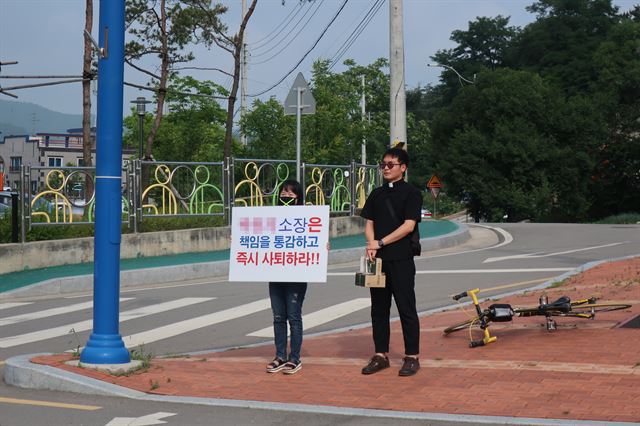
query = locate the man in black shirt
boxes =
[359,147,422,376]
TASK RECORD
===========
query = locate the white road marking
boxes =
[483,241,629,263]
[417,224,514,260]
[0,298,133,327]
[416,268,573,273]
[0,298,213,348]
[120,298,272,348]
[105,412,176,426]
[247,298,371,338]
[328,268,573,276]
[0,302,33,311]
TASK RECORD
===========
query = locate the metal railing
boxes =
[17,157,381,241]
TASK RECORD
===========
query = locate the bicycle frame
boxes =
[448,289,630,348]
[457,288,497,347]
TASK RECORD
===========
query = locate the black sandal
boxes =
[266,357,286,373]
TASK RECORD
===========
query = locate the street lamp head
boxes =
[426,62,475,86]
[131,96,152,116]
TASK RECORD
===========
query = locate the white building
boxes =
[0,129,135,193]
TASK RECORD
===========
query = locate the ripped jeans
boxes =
[268,282,307,363]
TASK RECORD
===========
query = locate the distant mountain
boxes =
[0,99,91,137]
[0,121,27,136]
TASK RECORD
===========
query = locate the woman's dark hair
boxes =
[279,179,304,205]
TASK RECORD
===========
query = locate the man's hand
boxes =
[365,241,378,261]
[366,240,381,250]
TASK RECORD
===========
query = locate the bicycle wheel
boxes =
[443,317,481,335]
[565,303,631,316]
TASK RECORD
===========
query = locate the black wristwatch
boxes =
[377,239,385,248]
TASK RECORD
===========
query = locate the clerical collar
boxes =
[384,179,405,189]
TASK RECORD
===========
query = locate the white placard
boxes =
[229,205,330,283]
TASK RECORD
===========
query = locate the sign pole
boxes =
[433,197,437,219]
[284,73,316,183]
[80,0,130,364]
[296,87,302,182]
[427,175,443,220]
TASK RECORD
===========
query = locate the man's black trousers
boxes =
[369,258,420,355]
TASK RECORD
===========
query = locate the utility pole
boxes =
[360,75,366,164]
[31,113,39,135]
[240,0,248,145]
[80,0,130,365]
[389,0,406,148]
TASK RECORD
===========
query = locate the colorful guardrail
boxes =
[17,158,380,240]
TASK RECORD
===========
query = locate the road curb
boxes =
[3,353,146,398]
[5,251,639,426]
[3,355,631,426]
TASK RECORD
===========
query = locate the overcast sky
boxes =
[0,0,637,117]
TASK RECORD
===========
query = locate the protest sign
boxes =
[229,205,330,283]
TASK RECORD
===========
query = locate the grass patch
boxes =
[547,278,569,289]
[130,345,154,370]
[595,213,640,224]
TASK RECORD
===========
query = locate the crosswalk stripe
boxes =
[0,302,33,311]
[0,298,133,327]
[247,298,371,338]
[121,298,272,349]
[0,297,213,348]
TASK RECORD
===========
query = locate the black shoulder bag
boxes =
[384,197,422,257]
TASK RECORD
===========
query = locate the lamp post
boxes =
[427,63,476,87]
[130,96,151,160]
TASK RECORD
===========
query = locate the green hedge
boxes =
[595,213,640,224]
[0,213,227,244]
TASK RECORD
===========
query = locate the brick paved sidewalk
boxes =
[33,257,640,422]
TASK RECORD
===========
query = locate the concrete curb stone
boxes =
[5,251,639,425]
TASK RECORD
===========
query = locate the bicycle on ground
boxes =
[443,288,631,348]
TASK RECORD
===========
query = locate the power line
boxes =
[328,0,384,70]
[329,0,384,68]
[250,0,320,57]
[249,1,304,49]
[248,0,350,98]
[250,0,325,65]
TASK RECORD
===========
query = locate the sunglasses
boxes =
[378,162,403,170]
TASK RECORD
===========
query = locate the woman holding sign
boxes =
[266,180,307,375]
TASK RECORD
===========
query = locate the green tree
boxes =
[123,76,227,162]
[241,58,396,167]
[431,69,576,222]
[125,0,226,160]
[241,98,295,160]
[588,14,640,217]
[510,0,619,95]
[431,15,519,102]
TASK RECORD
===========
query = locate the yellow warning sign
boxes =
[427,175,442,188]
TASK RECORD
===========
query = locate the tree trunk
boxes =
[141,0,168,199]
[223,0,257,160]
[82,0,94,201]
[223,0,257,216]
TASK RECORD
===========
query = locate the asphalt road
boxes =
[1,222,639,425]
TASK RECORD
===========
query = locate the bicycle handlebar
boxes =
[452,291,468,301]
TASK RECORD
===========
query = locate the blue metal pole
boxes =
[80,0,130,364]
